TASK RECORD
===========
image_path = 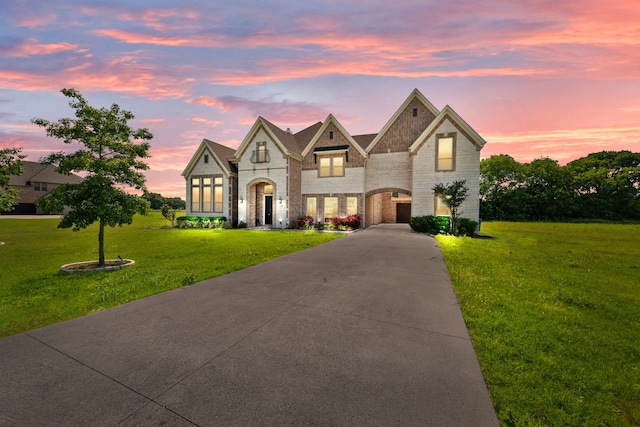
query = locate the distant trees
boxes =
[0,147,25,212]
[480,151,640,221]
[142,190,185,210]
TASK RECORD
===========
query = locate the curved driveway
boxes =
[0,224,498,426]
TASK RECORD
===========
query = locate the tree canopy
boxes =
[32,88,153,265]
[480,151,640,221]
[0,147,25,212]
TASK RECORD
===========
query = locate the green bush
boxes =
[409,216,450,235]
[456,218,478,236]
[176,216,227,229]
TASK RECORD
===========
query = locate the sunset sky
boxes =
[2,0,639,197]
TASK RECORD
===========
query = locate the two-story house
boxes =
[182,89,486,228]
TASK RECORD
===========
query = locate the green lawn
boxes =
[0,212,342,338]
[436,222,640,426]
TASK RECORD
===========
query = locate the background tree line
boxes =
[142,190,185,210]
[480,151,640,221]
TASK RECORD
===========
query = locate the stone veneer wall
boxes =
[411,118,481,222]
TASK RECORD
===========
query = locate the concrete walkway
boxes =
[0,224,498,426]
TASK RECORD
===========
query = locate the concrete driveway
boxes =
[0,224,498,426]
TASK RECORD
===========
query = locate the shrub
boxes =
[456,218,478,237]
[176,216,227,229]
[329,215,362,230]
[409,216,450,235]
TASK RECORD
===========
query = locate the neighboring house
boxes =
[6,161,83,214]
[183,89,486,228]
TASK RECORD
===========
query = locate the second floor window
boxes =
[251,141,269,163]
[319,155,344,177]
[436,135,455,171]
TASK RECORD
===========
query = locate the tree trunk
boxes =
[98,219,105,266]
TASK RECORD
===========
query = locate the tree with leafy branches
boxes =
[0,147,26,213]
[32,88,152,266]
[432,180,469,236]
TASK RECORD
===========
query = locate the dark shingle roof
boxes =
[203,139,237,173]
[9,161,83,186]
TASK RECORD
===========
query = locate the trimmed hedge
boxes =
[410,215,478,236]
[456,218,479,237]
[176,216,227,229]
[409,215,450,235]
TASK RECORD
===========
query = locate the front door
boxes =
[396,203,411,223]
[264,195,273,225]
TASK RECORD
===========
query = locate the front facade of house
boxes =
[182,89,486,228]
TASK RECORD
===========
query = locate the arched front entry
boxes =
[365,188,412,226]
[246,178,277,227]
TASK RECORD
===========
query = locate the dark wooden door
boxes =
[265,196,273,225]
[396,203,411,223]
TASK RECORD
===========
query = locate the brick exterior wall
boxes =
[288,157,302,219]
[302,122,366,171]
[369,98,436,154]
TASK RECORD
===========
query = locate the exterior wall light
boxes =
[240,196,243,203]
[278,196,282,204]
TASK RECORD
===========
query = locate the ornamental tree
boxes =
[32,88,152,266]
[0,147,25,212]
[432,180,469,236]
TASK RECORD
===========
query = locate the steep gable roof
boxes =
[182,139,236,177]
[293,122,323,152]
[234,116,303,161]
[409,105,487,153]
[366,88,440,153]
[300,114,368,158]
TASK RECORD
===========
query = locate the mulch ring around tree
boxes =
[60,259,135,273]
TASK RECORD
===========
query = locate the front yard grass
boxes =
[0,212,342,338]
[436,222,640,426]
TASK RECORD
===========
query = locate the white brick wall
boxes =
[411,119,481,222]
[185,148,233,219]
[236,129,290,228]
[301,167,365,195]
[366,152,412,193]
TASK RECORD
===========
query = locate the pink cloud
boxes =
[483,125,640,164]
[192,117,223,127]
[0,55,192,99]
[2,38,78,57]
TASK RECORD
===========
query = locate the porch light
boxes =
[279,196,282,204]
[240,196,243,203]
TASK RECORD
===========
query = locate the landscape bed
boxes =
[436,221,640,426]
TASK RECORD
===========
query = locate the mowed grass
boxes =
[0,212,342,338]
[436,222,640,426]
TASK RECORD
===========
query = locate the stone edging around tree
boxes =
[60,259,135,273]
